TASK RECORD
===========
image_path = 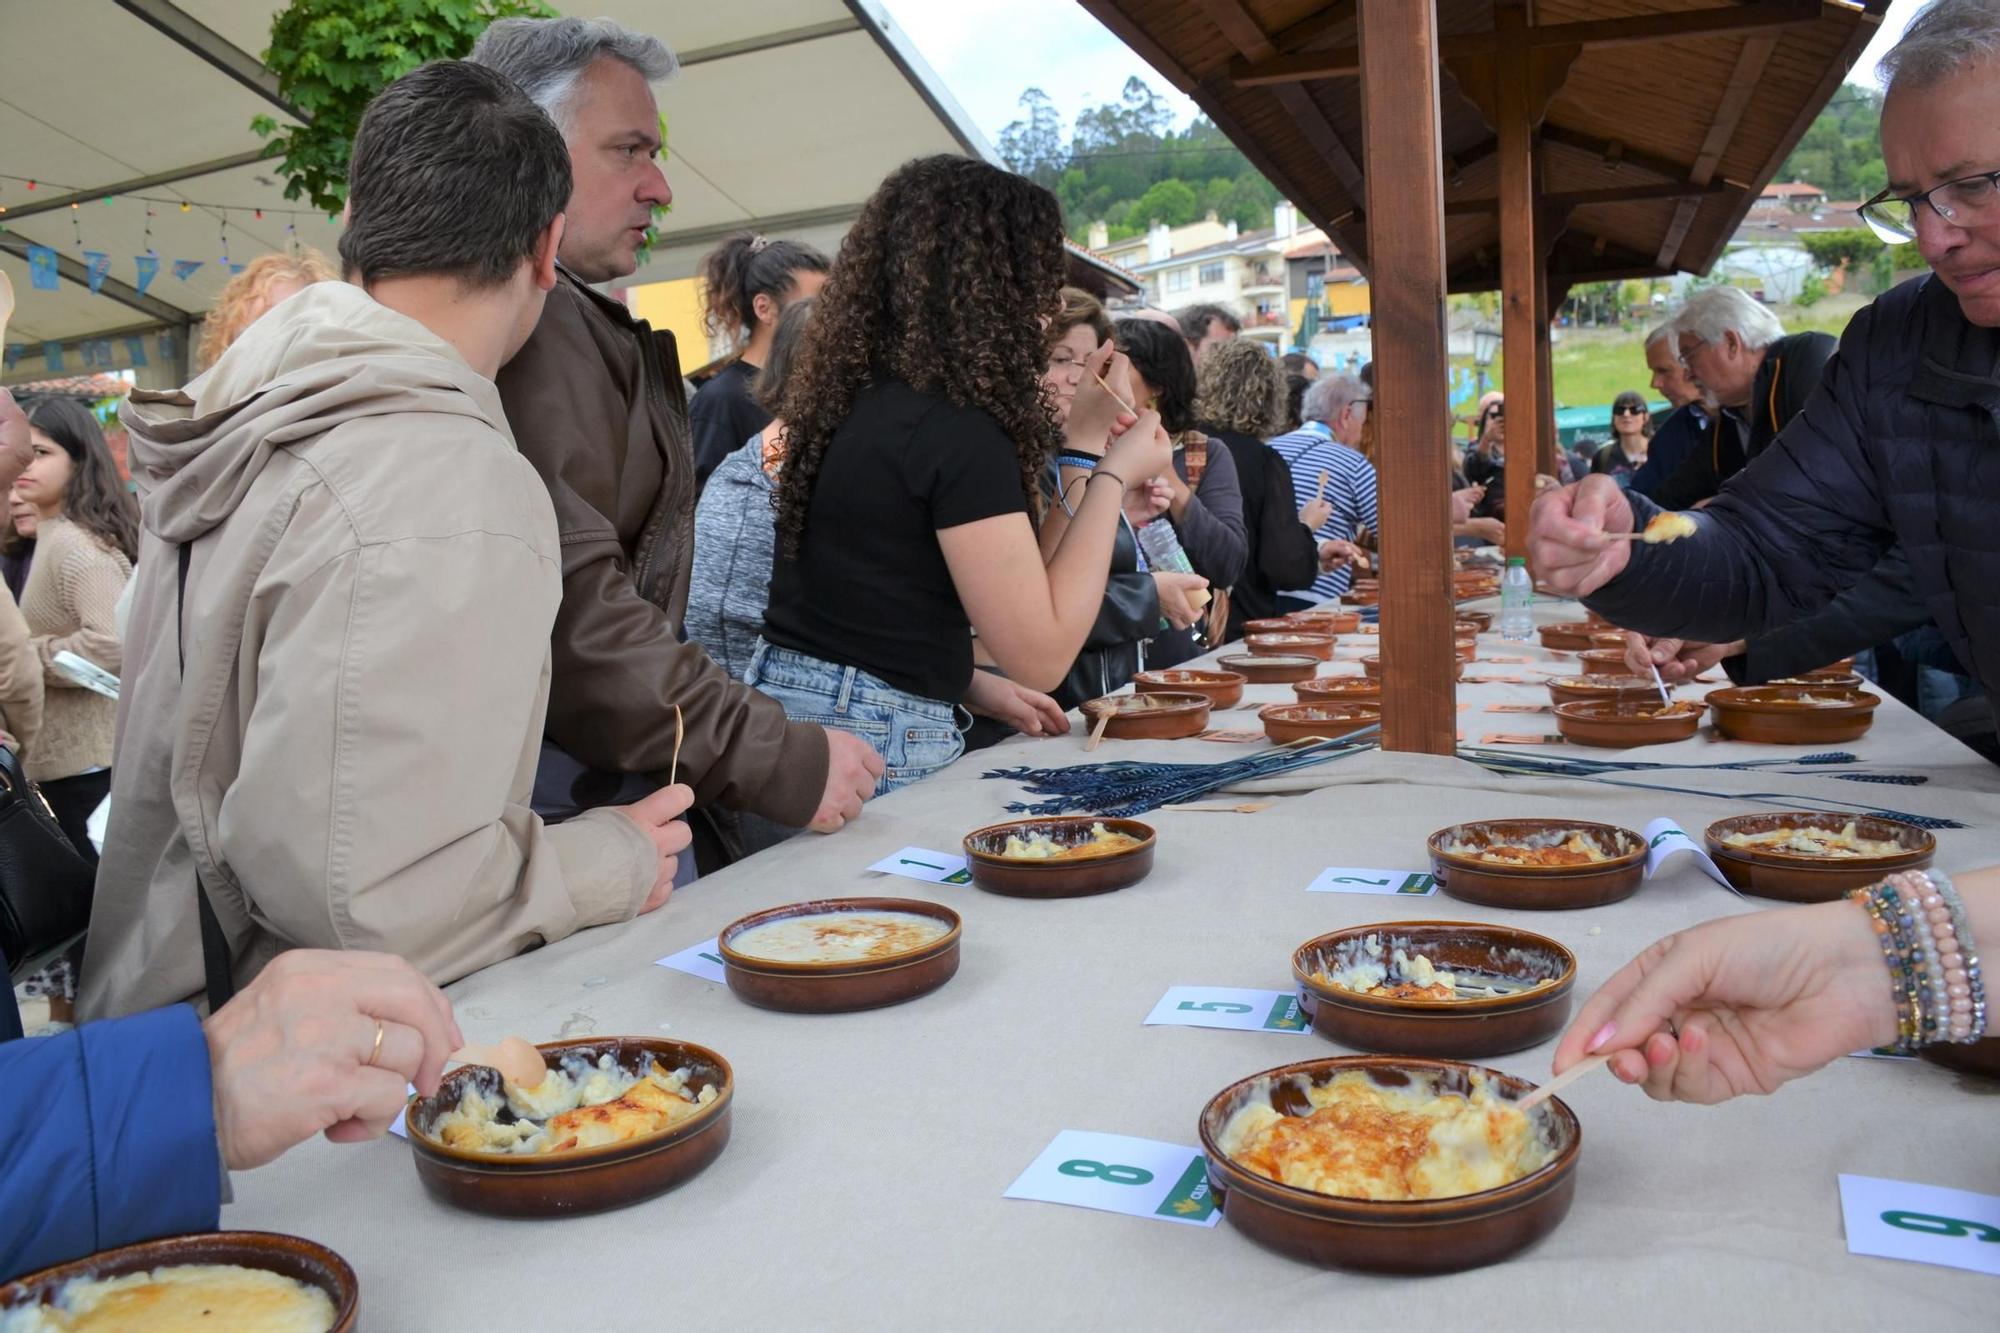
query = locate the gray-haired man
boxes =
[470,18,882,863]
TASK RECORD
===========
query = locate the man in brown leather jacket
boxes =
[471,18,881,860]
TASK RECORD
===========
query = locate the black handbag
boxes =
[0,743,97,980]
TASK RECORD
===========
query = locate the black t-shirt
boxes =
[690,358,772,489]
[763,379,1030,702]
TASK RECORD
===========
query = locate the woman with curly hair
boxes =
[17,397,139,859]
[757,156,1172,794]
[1194,340,1321,639]
[195,250,336,372]
[689,232,829,487]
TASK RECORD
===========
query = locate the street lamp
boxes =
[1472,325,1501,398]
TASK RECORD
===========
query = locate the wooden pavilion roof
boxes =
[1077,0,1887,298]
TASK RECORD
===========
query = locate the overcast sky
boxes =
[877,0,1926,149]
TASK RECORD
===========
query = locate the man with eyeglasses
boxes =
[1530,0,2000,758]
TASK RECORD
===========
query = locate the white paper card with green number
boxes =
[1306,867,1437,895]
[867,847,972,885]
[1838,1173,2000,1276]
[655,937,726,983]
[1640,817,1735,889]
[1145,986,1309,1033]
[1005,1130,1219,1227]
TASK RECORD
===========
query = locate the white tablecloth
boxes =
[227,597,1998,1326]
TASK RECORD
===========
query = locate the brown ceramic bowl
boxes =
[1707,685,1880,744]
[1363,654,1464,680]
[1584,608,1612,627]
[718,897,961,1011]
[1453,620,1483,639]
[1537,622,1601,651]
[1766,671,1865,689]
[1198,1056,1581,1273]
[1246,632,1335,660]
[1218,652,1321,684]
[1546,674,1657,707]
[963,816,1156,897]
[1294,675,1382,705]
[1081,691,1212,739]
[1455,637,1479,664]
[1243,617,1301,636]
[1553,699,1702,748]
[1134,668,1245,710]
[1589,630,1628,649]
[1922,1035,2000,1080]
[1292,922,1576,1058]
[406,1036,732,1217]
[1259,701,1381,745]
[1429,819,1647,910]
[1702,812,1935,902]
[0,1232,359,1329]
[1578,647,1632,672]
[1339,589,1380,606]
[1286,609,1361,635]
[1459,610,1494,633]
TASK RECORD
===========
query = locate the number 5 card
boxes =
[1144,986,1309,1033]
[1006,1130,1220,1227]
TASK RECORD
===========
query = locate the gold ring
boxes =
[366,1019,385,1068]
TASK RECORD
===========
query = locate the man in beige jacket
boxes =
[80,61,691,1018]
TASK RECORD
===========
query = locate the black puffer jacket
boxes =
[1648,330,1835,509]
[1585,276,1999,708]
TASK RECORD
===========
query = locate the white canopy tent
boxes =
[0,0,992,388]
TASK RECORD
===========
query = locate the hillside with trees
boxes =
[998,78,1280,242]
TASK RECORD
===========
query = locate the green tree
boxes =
[252,0,556,214]
[1129,179,1200,228]
[999,88,1065,189]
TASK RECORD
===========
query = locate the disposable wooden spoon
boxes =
[0,270,13,350]
[1516,1053,1611,1112]
[1084,706,1114,753]
[448,1036,546,1089]
[669,703,684,787]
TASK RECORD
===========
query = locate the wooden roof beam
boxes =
[1443,177,1736,215]
[1195,0,1365,197]
[1228,0,1825,86]
[1658,32,1779,266]
[1539,124,1708,188]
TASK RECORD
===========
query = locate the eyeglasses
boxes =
[1859,166,2000,244]
[1484,405,1505,420]
[1614,405,1647,417]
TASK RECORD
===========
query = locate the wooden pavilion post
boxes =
[1495,1,1548,556]
[1358,0,1455,755]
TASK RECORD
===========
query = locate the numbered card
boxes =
[1462,674,1528,685]
[1486,702,1552,714]
[867,846,972,885]
[1480,732,1564,745]
[1144,986,1310,1033]
[1307,866,1438,895]
[1005,1130,1220,1228]
[388,1082,418,1139]
[1481,654,1536,664]
[1641,817,1735,889]
[655,937,726,983]
[1839,1174,2000,1276]
[1848,1046,1917,1061]
[1195,729,1265,743]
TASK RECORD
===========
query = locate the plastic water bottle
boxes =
[1499,556,1534,641]
[1134,519,1202,634]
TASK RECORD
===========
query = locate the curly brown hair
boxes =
[1193,337,1284,437]
[773,156,1065,555]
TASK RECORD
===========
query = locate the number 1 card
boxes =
[1006,1130,1219,1227]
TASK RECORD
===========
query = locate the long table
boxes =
[229,599,1998,1326]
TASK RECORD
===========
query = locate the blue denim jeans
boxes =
[745,641,967,796]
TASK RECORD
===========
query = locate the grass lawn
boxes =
[1446,291,1872,414]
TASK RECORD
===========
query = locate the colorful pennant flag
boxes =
[134,254,160,296]
[172,259,203,282]
[42,342,63,373]
[82,251,111,295]
[1,345,20,373]
[124,335,148,368]
[156,330,177,362]
[27,245,59,291]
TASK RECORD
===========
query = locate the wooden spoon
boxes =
[449,1036,546,1089]
[669,702,684,787]
[1516,1053,1610,1112]
[1084,705,1114,753]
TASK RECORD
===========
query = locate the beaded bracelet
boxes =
[1891,869,1986,1044]
[1849,870,1988,1051]
[1055,452,1101,472]
[1850,882,1924,1052]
